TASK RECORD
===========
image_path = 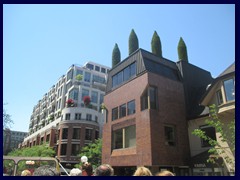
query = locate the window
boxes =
[119,104,126,118]
[91,91,98,104]
[113,125,136,150]
[112,62,136,88]
[65,82,72,94]
[101,68,106,73]
[95,66,100,71]
[86,63,94,70]
[86,114,92,121]
[93,75,106,84]
[75,113,81,120]
[112,107,118,121]
[82,89,89,100]
[127,100,136,115]
[61,144,67,155]
[164,125,176,146]
[100,94,104,105]
[200,125,216,147]
[72,128,81,139]
[141,86,158,110]
[67,69,73,81]
[84,72,91,82]
[85,129,92,140]
[149,87,157,109]
[71,144,80,156]
[65,113,70,120]
[69,88,78,101]
[223,78,235,102]
[216,90,223,105]
[62,128,68,139]
[76,69,83,76]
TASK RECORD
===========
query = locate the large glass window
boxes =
[91,91,98,104]
[216,90,223,105]
[71,144,80,156]
[113,125,136,150]
[112,62,136,88]
[84,72,91,82]
[65,82,72,94]
[141,86,158,110]
[76,69,83,76]
[85,129,92,140]
[200,125,216,147]
[93,75,106,84]
[119,104,126,118]
[60,144,67,155]
[101,67,106,73]
[69,88,78,101]
[72,128,81,139]
[112,107,118,121]
[164,125,176,146]
[223,78,235,102]
[62,128,68,139]
[95,66,100,72]
[82,89,89,100]
[127,100,136,115]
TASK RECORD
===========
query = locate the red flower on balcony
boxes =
[83,96,91,106]
[66,98,74,107]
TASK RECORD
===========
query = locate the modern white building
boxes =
[21,61,110,166]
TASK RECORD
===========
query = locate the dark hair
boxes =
[94,164,114,176]
[82,162,93,176]
[33,165,60,176]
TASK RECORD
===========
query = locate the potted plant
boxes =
[83,96,91,106]
[66,98,74,107]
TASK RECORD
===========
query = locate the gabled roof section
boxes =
[218,62,235,77]
[200,62,235,105]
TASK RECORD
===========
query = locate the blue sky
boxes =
[3,4,235,132]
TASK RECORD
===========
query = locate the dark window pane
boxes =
[120,104,126,118]
[223,78,235,102]
[127,100,135,115]
[112,107,118,121]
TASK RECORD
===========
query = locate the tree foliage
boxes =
[76,139,102,169]
[177,37,188,62]
[128,29,139,55]
[192,104,235,171]
[3,103,14,130]
[112,43,121,68]
[151,31,162,58]
[7,143,56,157]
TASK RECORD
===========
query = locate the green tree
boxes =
[4,143,56,175]
[3,103,14,130]
[112,43,121,68]
[151,31,162,58]
[128,29,139,55]
[192,104,235,171]
[76,139,102,169]
[7,143,56,157]
[177,37,188,62]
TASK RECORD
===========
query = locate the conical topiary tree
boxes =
[151,31,162,58]
[177,37,188,62]
[112,43,121,68]
[128,29,139,55]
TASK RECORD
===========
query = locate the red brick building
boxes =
[102,49,213,175]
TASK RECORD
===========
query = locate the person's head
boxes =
[94,164,114,176]
[33,165,60,176]
[133,166,152,176]
[21,169,31,176]
[155,170,174,176]
[70,168,82,176]
[82,162,93,176]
